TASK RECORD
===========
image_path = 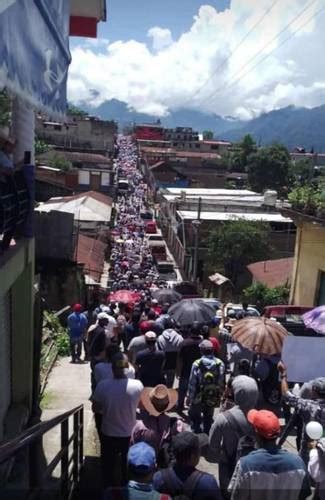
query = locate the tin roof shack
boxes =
[35,209,108,310]
[158,188,295,286]
[35,191,113,234]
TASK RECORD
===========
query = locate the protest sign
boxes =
[282,336,325,382]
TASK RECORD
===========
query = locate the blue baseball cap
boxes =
[127,442,156,474]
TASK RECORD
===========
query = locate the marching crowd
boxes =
[66,137,325,500]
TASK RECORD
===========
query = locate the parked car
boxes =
[263,305,319,337]
[145,220,157,234]
[150,242,167,263]
[192,298,222,310]
[146,233,163,243]
[225,303,260,318]
[157,262,182,287]
[117,178,130,194]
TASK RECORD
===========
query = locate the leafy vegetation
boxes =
[43,310,70,357]
[0,89,10,127]
[242,282,290,309]
[207,219,271,287]
[35,138,50,156]
[203,130,214,140]
[246,143,291,194]
[49,154,73,172]
[67,103,88,117]
[288,184,325,216]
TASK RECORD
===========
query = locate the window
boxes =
[211,145,219,150]
[195,144,200,149]
[78,170,90,185]
[317,271,325,305]
[101,172,110,187]
[54,124,62,131]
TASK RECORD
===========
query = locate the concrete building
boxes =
[158,188,295,284]
[282,208,325,306]
[35,150,115,200]
[36,113,117,154]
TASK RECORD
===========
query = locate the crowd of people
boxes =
[66,137,325,500]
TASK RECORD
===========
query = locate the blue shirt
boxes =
[0,150,14,171]
[104,480,169,500]
[67,312,88,339]
[153,465,222,500]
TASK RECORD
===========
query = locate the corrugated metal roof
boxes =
[247,258,294,288]
[35,191,112,222]
[177,210,292,223]
[76,233,106,282]
[166,188,256,196]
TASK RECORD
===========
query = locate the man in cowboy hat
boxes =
[131,384,182,461]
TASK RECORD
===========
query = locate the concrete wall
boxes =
[290,222,325,305]
[0,239,34,440]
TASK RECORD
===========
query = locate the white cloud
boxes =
[147,27,173,51]
[68,0,325,119]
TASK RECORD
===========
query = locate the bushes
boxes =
[242,282,290,309]
[43,310,70,357]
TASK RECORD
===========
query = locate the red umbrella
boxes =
[109,290,141,305]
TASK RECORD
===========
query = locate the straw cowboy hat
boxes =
[140,385,178,417]
[0,127,15,145]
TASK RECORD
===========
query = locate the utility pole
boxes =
[192,196,202,282]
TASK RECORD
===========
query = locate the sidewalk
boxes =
[41,357,99,479]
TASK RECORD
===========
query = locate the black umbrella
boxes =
[152,288,182,305]
[168,299,216,326]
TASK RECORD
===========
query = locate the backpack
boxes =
[196,359,221,408]
[223,410,257,466]
[159,468,204,500]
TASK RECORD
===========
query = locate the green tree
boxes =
[67,103,87,117]
[207,219,271,287]
[247,143,291,193]
[242,282,289,309]
[203,130,214,140]
[289,159,314,186]
[49,155,73,172]
[0,89,10,127]
[35,138,50,156]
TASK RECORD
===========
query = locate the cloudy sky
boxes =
[68,0,325,120]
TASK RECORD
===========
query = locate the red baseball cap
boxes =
[247,410,280,439]
[73,303,82,313]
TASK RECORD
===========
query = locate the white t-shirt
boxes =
[93,378,143,437]
[105,315,117,338]
[94,362,135,384]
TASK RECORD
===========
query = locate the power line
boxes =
[182,0,281,105]
[197,0,319,106]
[221,3,325,97]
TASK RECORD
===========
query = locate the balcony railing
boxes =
[0,166,34,250]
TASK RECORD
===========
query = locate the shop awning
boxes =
[0,0,71,116]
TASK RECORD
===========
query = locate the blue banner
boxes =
[0,0,71,116]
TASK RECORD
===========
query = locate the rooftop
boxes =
[247,258,294,288]
[76,234,106,283]
[37,150,111,165]
[177,210,292,223]
[166,188,256,196]
[35,191,113,222]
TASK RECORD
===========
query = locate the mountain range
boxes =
[85,99,325,152]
